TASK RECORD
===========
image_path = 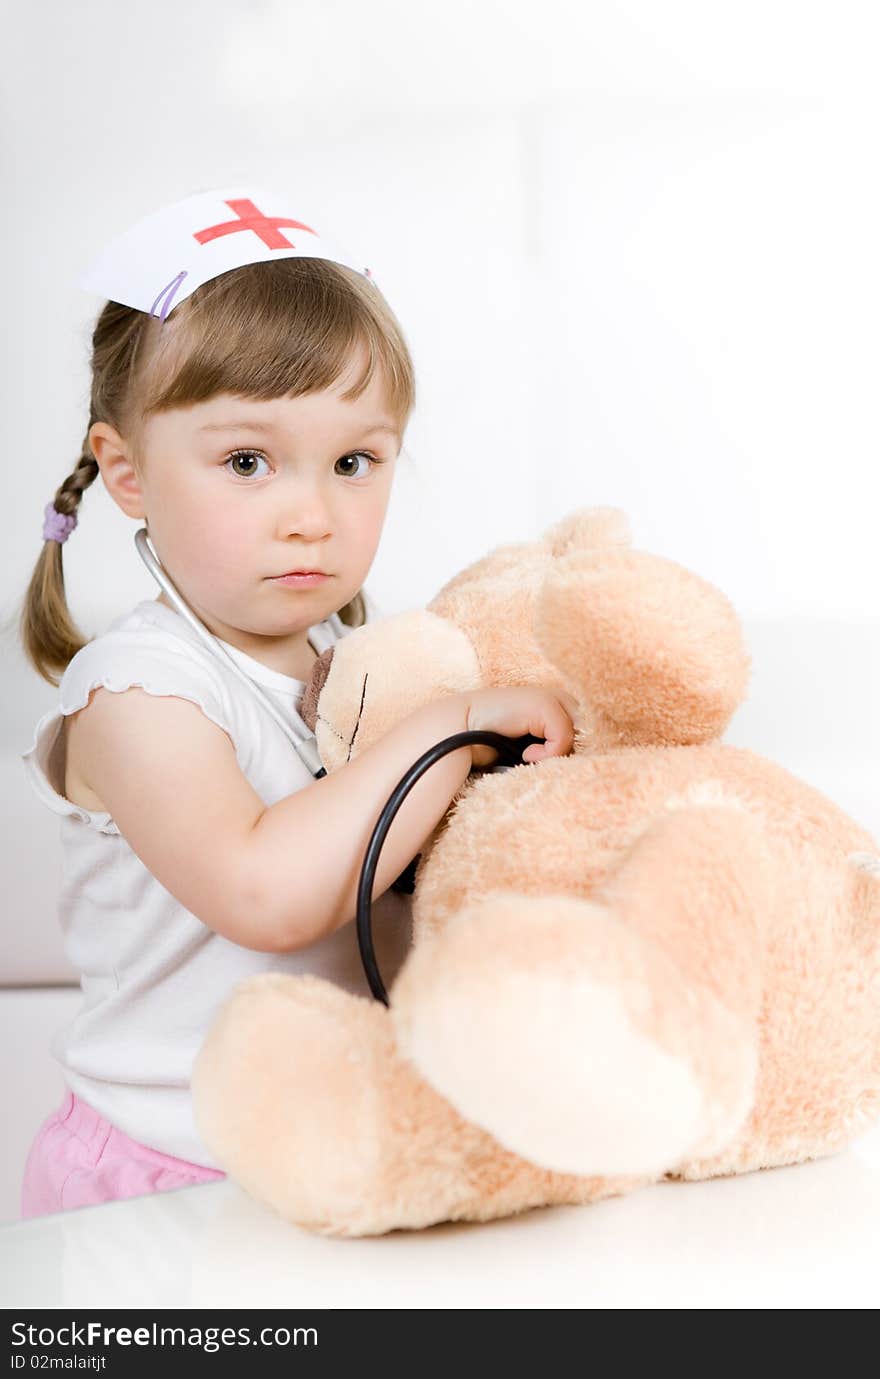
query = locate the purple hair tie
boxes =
[42,502,78,544]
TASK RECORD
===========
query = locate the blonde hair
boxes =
[17,256,416,685]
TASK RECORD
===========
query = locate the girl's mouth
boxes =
[271,572,330,587]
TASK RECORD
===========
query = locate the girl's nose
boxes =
[274,469,332,525]
[279,495,333,541]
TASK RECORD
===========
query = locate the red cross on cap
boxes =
[193,198,318,251]
[77,186,377,321]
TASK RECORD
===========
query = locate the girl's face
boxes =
[94,346,401,670]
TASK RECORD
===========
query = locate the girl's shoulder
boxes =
[58,590,379,723]
[22,600,240,836]
[56,597,234,728]
[21,594,379,834]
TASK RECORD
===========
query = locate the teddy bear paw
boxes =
[192,973,391,1236]
[390,893,744,1178]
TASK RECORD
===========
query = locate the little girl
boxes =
[16,187,577,1218]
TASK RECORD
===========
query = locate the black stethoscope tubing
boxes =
[356,729,544,1004]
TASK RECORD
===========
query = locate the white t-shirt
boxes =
[20,594,413,1167]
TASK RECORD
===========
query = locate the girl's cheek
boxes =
[207,514,257,571]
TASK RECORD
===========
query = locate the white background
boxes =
[2,0,878,629]
[1,1,879,1296]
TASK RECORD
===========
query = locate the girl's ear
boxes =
[88,421,146,519]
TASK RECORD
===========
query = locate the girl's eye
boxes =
[224,449,271,480]
[335,452,381,479]
[223,449,385,481]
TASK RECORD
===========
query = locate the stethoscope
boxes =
[135,527,328,778]
[134,526,544,1004]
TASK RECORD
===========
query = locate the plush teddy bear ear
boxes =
[299,645,335,731]
[542,505,632,558]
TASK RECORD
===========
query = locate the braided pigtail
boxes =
[18,430,101,686]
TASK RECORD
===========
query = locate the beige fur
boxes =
[192,506,880,1236]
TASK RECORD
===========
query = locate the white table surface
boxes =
[2,1118,879,1310]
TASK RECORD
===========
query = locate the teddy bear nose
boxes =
[299,645,334,732]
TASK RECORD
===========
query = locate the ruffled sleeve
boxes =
[20,631,235,837]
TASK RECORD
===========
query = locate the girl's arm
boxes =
[68,687,472,953]
[245,691,476,948]
[251,683,576,947]
[70,683,573,954]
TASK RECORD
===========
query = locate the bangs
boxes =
[134,257,414,429]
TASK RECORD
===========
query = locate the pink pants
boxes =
[21,1090,225,1218]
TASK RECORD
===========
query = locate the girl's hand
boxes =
[465,686,579,768]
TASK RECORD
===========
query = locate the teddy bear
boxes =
[192,507,880,1237]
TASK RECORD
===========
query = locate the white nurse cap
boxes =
[77,185,376,322]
